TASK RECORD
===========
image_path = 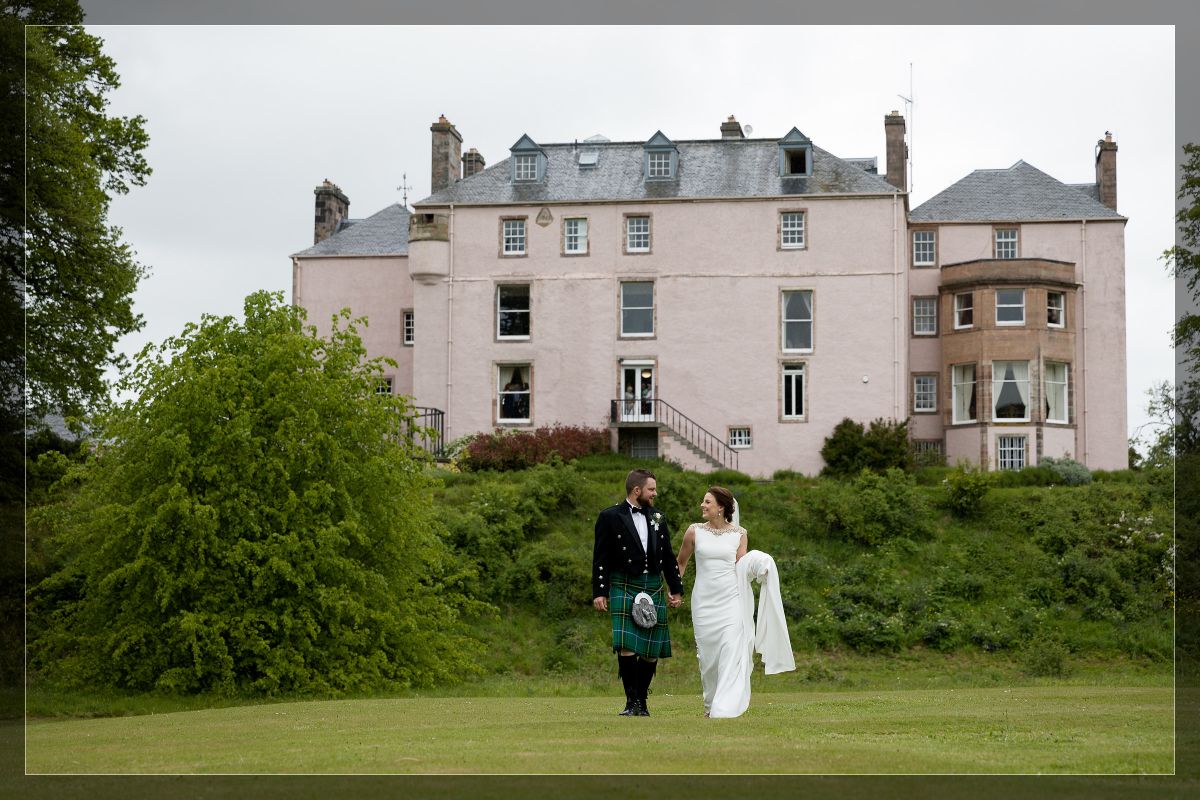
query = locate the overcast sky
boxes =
[93,25,1175,448]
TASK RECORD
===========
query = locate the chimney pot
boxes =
[720,115,744,139]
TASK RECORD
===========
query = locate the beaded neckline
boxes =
[699,523,739,536]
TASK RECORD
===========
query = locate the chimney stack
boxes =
[720,115,744,139]
[884,110,907,191]
[430,114,463,194]
[1095,132,1118,211]
[462,147,487,179]
[313,179,349,244]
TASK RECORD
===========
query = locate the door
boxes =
[620,364,655,422]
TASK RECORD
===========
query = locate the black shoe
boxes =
[635,699,650,717]
[619,700,638,716]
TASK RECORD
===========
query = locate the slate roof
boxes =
[909,161,1124,223]
[414,138,900,206]
[291,203,410,257]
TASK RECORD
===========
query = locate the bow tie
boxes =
[629,505,646,515]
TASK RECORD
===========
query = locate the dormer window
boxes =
[777,127,813,177]
[643,131,678,181]
[509,134,546,183]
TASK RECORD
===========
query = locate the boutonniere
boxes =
[651,512,662,532]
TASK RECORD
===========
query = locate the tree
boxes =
[1164,143,1200,456]
[29,292,483,694]
[820,417,913,478]
[2,1,151,423]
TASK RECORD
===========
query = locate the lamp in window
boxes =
[994,363,1027,419]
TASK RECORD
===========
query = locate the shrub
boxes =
[1020,637,1071,677]
[808,469,931,545]
[943,465,991,517]
[1040,455,1093,486]
[991,465,1056,487]
[820,417,912,478]
[460,425,610,471]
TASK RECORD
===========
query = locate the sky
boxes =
[93,25,1176,449]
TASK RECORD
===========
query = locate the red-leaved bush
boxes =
[460,425,610,471]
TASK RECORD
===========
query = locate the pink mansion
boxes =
[290,114,1127,477]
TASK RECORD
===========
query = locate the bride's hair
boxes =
[707,486,735,523]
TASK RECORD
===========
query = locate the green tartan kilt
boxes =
[609,572,672,659]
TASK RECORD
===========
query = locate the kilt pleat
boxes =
[609,572,672,658]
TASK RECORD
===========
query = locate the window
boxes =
[954,293,974,329]
[375,376,393,396]
[626,216,650,253]
[995,288,1025,326]
[564,218,588,255]
[647,151,672,178]
[912,440,945,466]
[782,363,806,419]
[402,310,414,346]
[913,297,937,336]
[995,228,1018,259]
[514,154,537,181]
[912,230,935,266]
[952,364,977,423]
[1047,291,1065,328]
[1045,362,1069,423]
[497,285,530,339]
[780,211,806,250]
[498,365,531,422]
[992,360,1030,421]
[998,435,1027,470]
[503,219,526,255]
[781,290,813,351]
[620,281,654,336]
[913,375,937,413]
[728,427,752,449]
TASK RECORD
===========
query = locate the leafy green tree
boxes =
[29,292,483,694]
[2,1,151,422]
[820,417,913,478]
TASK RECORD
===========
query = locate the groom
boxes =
[592,469,683,716]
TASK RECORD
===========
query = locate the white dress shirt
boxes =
[626,502,649,552]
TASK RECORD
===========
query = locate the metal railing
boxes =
[609,398,738,471]
[409,406,445,457]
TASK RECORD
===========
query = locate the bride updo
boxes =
[707,486,736,523]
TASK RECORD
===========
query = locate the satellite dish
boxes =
[744,124,753,135]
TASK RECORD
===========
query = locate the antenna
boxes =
[397,172,413,210]
[896,62,914,194]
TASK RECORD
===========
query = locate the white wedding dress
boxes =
[691,522,795,719]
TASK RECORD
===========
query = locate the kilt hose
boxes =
[609,572,672,658]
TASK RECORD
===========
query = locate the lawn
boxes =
[24,685,1172,774]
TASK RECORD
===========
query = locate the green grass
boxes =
[23,685,1172,774]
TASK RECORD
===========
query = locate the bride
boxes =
[676,486,795,718]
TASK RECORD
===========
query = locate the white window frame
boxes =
[995,228,1018,259]
[781,290,814,353]
[913,374,937,413]
[1047,291,1065,328]
[503,219,526,255]
[626,216,650,253]
[402,310,414,346]
[620,281,654,338]
[647,151,672,178]
[728,427,752,449]
[952,364,977,424]
[564,217,588,255]
[782,363,806,420]
[992,360,1031,422]
[497,364,531,423]
[913,297,937,336]
[997,435,1027,470]
[780,211,806,250]
[497,284,531,340]
[1045,362,1069,424]
[912,230,935,266]
[514,154,538,182]
[954,293,974,329]
[375,376,394,396]
[995,288,1026,326]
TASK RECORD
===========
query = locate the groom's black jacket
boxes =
[592,502,684,600]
